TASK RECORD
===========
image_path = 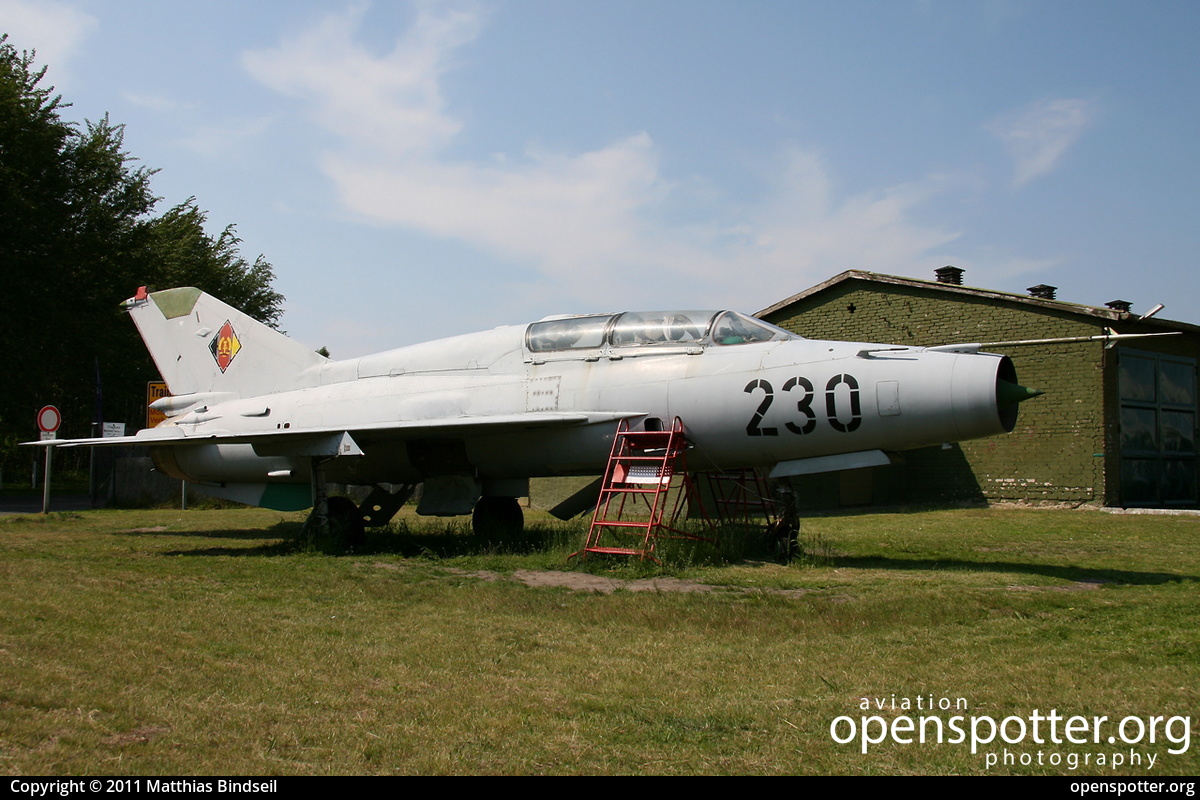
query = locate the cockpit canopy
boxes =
[526,310,793,353]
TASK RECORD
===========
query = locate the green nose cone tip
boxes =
[998,379,1045,407]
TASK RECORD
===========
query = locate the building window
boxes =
[1118,349,1197,506]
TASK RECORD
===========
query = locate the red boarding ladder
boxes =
[575,417,713,561]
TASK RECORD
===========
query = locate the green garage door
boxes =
[1118,349,1197,507]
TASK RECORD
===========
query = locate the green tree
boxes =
[0,35,284,477]
[1,37,157,449]
[144,199,283,328]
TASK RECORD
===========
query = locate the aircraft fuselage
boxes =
[152,310,1018,500]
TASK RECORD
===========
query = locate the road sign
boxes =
[37,405,61,433]
[147,382,170,428]
[36,405,61,514]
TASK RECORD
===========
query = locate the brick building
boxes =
[757,269,1199,510]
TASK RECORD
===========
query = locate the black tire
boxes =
[472,496,524,540]
[765,518,799,564]
[326,495,365,547]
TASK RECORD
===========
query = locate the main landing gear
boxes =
[471,496,524,540]
[305,454,415,547]
[304,488,367,548]
[324,495,365,546]
[304,477,524,547]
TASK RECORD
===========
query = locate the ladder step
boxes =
[584,546,652,556]
[612,456,676,462]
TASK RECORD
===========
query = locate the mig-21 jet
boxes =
[34,286,1045,539]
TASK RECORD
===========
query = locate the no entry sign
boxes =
[37,405,61,434]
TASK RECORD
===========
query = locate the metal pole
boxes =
[41,446,52,514]
[89,422,97,507]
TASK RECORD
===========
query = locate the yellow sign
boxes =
[147,381,170,428]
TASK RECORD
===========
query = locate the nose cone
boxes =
[997,379,1044,408]
[994,357,1041,432]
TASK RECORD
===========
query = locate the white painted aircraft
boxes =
[37,286,1045,539]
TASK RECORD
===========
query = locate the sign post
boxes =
[37,406,61,514]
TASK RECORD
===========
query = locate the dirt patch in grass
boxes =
[511,570,718,594]
[429,565,811,597]
[101,725,172,746]
[436,566,720,593]
[1004,579,1110,592]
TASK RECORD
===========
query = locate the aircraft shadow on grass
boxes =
[145,523,1200,587]
[823,554,1197,587]
[157,520,561,559]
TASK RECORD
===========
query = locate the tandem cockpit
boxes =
[525,310,795,359]
[525,311,796,362]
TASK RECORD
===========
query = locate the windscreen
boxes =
[711,311,794,345]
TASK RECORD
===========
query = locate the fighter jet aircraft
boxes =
[36,286,1044,538]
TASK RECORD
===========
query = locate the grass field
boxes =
[0,505,1196,775]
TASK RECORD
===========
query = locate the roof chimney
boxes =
[935,266,964,285]
[1105,299,1133,313]
[1027,284,1057,300]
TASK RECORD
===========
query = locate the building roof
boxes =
[757,270,1200,335]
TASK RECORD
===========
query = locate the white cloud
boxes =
[719,150,963,308]
[121,91,194,113]
[987,98,1097,187]
[0,0,96,86]
[325,133,669,275]
[244,3,965,313]
[177,117,272,159]
[243,3,479,159]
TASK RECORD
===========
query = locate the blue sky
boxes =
[5,0,1198,357]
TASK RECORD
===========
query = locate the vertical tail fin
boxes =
[124,286,326,398]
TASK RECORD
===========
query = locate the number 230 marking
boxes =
[744,375,862,436]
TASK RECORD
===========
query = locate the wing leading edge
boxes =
[25,411,643,454]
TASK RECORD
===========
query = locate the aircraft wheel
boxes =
[326,495,366,547]
[472,496,524,540]
[765,518,799,564]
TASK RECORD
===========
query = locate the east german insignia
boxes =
[210,320,242,372]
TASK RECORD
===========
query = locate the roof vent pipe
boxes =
[1027,284,1058,300]
[935,266,964,285]
[1105,300,1133,313]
